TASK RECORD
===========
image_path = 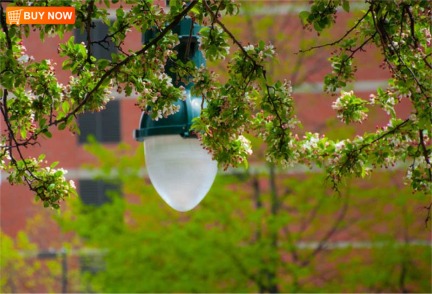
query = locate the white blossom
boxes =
[69,180,76,189]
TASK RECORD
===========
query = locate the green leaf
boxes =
[62,101,70,113]
[43,129,52,138]
[125,84,133,96]
[116,7,124,19]
[299,11,310,25]
[191,6,200,15]
[313,21,323,32]
[20,129,27,139]
[97,59,110,69]
[342,0,350,12]
[62,59,72,70]
[39,118,47,128]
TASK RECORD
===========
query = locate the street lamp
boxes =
[134,17,217,212]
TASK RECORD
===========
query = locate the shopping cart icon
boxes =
[7,9,23,25]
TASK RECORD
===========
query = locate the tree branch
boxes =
[371,4,429,99]
[0,3,12,49]
[85,0,95,63]
[225,249,262,289]
[0,0,199,201]
[53,0,199,126]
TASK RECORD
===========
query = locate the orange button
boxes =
[6,7,75,25]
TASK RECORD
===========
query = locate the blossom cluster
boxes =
[1,155,76,209]
[332,91,368,124]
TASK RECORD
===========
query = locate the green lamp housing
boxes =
[134,17,218,212]
[133,91,202,140]
[134,17,204,140]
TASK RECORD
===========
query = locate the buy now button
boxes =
[6,7,76,25]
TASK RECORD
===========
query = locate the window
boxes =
[78,179,121,206]
[75,20,121,143]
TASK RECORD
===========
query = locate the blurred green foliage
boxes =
[54,140,431,293]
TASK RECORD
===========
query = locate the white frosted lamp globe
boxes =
[144,135,217,212]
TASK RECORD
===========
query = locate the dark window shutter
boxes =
[74,20,117,60]
[100,100,121,142]
[77,111,98,144]
[78,179,121,206]
[77,100,121,143]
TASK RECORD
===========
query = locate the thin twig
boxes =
[338,118,411,175]
[85,0,95,63]
[424,202,432,228]
[298,6,372,54]
[404,5,419,49]
[419,129,432,182]
[301,192,349,267]
[202,0,255,63]
[1,90,43,187]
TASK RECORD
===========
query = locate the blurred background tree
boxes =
[56,139,430,293]
[0,227,78,293]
